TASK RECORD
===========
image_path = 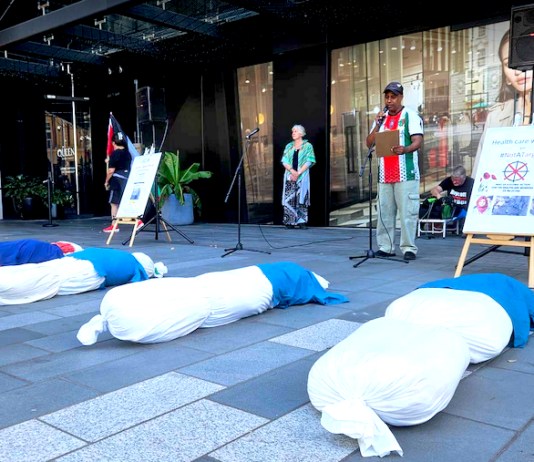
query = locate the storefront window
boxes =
[45,100,93,216]
[236,62,274,223]
[329,21,511,227]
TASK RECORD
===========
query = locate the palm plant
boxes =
[158,151,212,214]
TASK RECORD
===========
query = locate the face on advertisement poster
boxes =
[464,126,534,235]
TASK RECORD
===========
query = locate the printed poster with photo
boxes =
[464,126,534,235]
[117,153,161,218]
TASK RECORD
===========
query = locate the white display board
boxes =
[463,126,534,235]
[117,153,161,218]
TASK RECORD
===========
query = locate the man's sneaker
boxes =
[404,251,416,261]
[103,225,119,233]
[137,220,144,228]
[376,250,396,257]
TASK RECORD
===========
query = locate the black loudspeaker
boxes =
[136,87,166,123]
[510,4,534,69]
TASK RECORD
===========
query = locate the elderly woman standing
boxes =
[281,125,316,229]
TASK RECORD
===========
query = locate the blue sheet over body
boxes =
[257,262,348,308]
[72,248,148,288]
[419,273,534,348]
[0,239,64,266]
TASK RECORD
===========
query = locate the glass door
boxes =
[45,99,93,216]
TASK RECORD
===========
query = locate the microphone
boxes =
[245,127,260,139]
[378,106,388,124]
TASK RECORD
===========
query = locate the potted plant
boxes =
[49,189,75,219]
[158,151,212,225]
[3,175,47,219]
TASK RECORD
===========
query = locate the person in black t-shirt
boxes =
[420,166,474,221]
[431,166,474,211]
[103,132,131,233]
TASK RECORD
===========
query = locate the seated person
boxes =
[420,166,474,221]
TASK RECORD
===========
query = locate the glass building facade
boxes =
[236,20,532,227]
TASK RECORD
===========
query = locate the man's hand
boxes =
[290,171,299,182]
[391,145,406,155]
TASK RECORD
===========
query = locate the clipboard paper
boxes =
[375,130,400,157]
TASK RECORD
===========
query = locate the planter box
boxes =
[161,193,194,225]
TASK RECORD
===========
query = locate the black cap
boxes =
[383,81,403,95]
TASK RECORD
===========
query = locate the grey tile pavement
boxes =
[0,221,531,462]
[269,319,362,352]
[41,373,224,442]
[496,419,534,462]
[211,404,357,462]
[209,359,314,419]
[179,341,313,386]
[0,378,99,429]
[0,343,50,367]
[25,329,114,353]
[253,303,351,329]
[0,420,86,462]
[0,372,27,393]
[0,311,61,331]
[65,343,215,392]
[0,339,147,382]
[176,321,294,354]
[343,412,514,461]
[24,312,98,336]
[57,400,267,462]
[0,328,45,347]
[444,366,534,430]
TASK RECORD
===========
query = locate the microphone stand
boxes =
[349,116,407,267]
[222,133,271,258]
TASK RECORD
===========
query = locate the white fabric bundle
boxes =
[132,252,168,278]
[78,265,276,345]
[308,317,470,458]
[385,288,513,363]
[38,257,105,296]
[77,277,213,345]
[198,266,274,328]
[0,264,60,305]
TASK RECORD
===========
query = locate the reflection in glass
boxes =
[237,62,273,222]
[45,101,92,216]
[329,21,510,227]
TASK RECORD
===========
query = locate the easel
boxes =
[106,217,141,247]
[455,233,534,288]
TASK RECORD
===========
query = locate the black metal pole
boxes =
[43,176,58,228]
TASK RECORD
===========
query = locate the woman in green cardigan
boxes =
[281,125,316,229]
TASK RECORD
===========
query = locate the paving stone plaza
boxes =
[0,218,533,462]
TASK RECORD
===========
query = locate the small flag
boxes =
[107,113,139,158]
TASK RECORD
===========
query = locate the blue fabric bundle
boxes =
[72,248,148,288]
[419,273,534,348]
[0,239,64,266]
[257,262,348,308]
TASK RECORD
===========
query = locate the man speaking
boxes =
[366,82,424,261]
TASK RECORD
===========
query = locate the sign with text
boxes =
[117,153,161,218]
[463,126,534,235]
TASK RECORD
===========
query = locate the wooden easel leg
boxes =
[106,221,119,245]
[129,222,139,248]
[529,238,534,289]
[161,220,172,242]
[455,234,473,278]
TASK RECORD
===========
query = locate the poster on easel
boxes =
[117,152,161,219]
[463,126,534,236]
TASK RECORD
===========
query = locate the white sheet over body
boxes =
[0,264,60,305]
[38,257,105,295]
[308,317,470,458]
[385,288,513,363]
[198,266,273,328]
[78,277,213,345]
